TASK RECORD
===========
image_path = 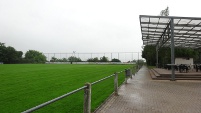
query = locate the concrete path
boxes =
[95,66,201,113]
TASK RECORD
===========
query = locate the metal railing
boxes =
[22,67,136,113]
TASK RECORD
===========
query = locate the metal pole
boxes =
[130,68,132,79]
[48,53,49,62]
[125,69,128,84]
[138,52,139,70]
[83,83,91,113]
[199,51,201,63]
[170,18,175,81]
[156,46,159,68]
[138,52,139,62]
[73,51,76,64]
[114,72,118,96]
[111,53,112,61]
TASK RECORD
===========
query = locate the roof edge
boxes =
[139,15,201,20]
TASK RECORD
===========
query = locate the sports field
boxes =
[0,64,135,113]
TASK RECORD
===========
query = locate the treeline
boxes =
[0,43,23,64]
[87,56,121,62]
[0,42,123,64]
[50,56,121,62]
[142,45,200,66]
[0,43,46,64]
[1,42,145,64]
[50,56,82,62]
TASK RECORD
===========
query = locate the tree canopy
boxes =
[1,42,139,64]
[0,43,23,64]
[160,6,169,16]
[87,56,121,62]
[50,57,68,62]
[25,50,46,63]
[111,58,121,62]
[142,45,200,66]
[68,56,82,62]
[142,45,156,66]
[87,57,99,62]
[0,42,48,64]
[99,56,109,62]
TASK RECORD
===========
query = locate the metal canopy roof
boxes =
[139,15,201,49]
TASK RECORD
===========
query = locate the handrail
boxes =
[22,86,87,113]
[91,74,115,85]
[91,70,125,85]
[22,69,129,113]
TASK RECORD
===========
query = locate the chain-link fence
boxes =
[43,52,142,63]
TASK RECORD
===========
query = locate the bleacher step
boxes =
[149,69,157,79]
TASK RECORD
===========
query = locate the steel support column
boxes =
[170,18,175,81]
[156,47,159,68]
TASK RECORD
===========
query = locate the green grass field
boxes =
[0,64,135,113]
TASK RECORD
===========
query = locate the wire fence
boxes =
[43,52,142,62]
[22,66,138,113]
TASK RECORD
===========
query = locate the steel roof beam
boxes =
[140,15,201,49]
[140,15,201,20]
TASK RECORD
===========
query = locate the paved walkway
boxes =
[95,66,201,113]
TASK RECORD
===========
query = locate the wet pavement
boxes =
[94,66,201,113]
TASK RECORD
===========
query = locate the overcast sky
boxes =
[1,0,201,59]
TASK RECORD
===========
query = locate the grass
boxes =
[0,64,135,113]
[148,66,156,69]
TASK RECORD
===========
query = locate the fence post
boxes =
[84,83,91,113]
[114,72,118,96]
[125,69,128,84]
[130,68,132,79]
[136,65,139,72]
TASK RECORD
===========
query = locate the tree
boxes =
[87,57,99,62]
[0,43,7,63]
[0,42,5,46]
[158,47,171,67]
[15,51,23,63]
[137,59,145,65]
[25,50,46,63]
[50,57,57,62]
[68,56,82,62]
[93,57,99,62]
[99,56,109,62]
[0,43,23,64]
[142,45,200,66]
[6,46,18,63]
[111,58,121,62]
[142,45,156,66]
[62,58,68,62]
[175,47,198,58]
[160,6,169,16]
[87,58,94,62]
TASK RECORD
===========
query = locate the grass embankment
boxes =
[0,64,135,113]
[148,66,156,69]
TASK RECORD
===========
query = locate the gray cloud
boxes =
[1,0,201,60]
